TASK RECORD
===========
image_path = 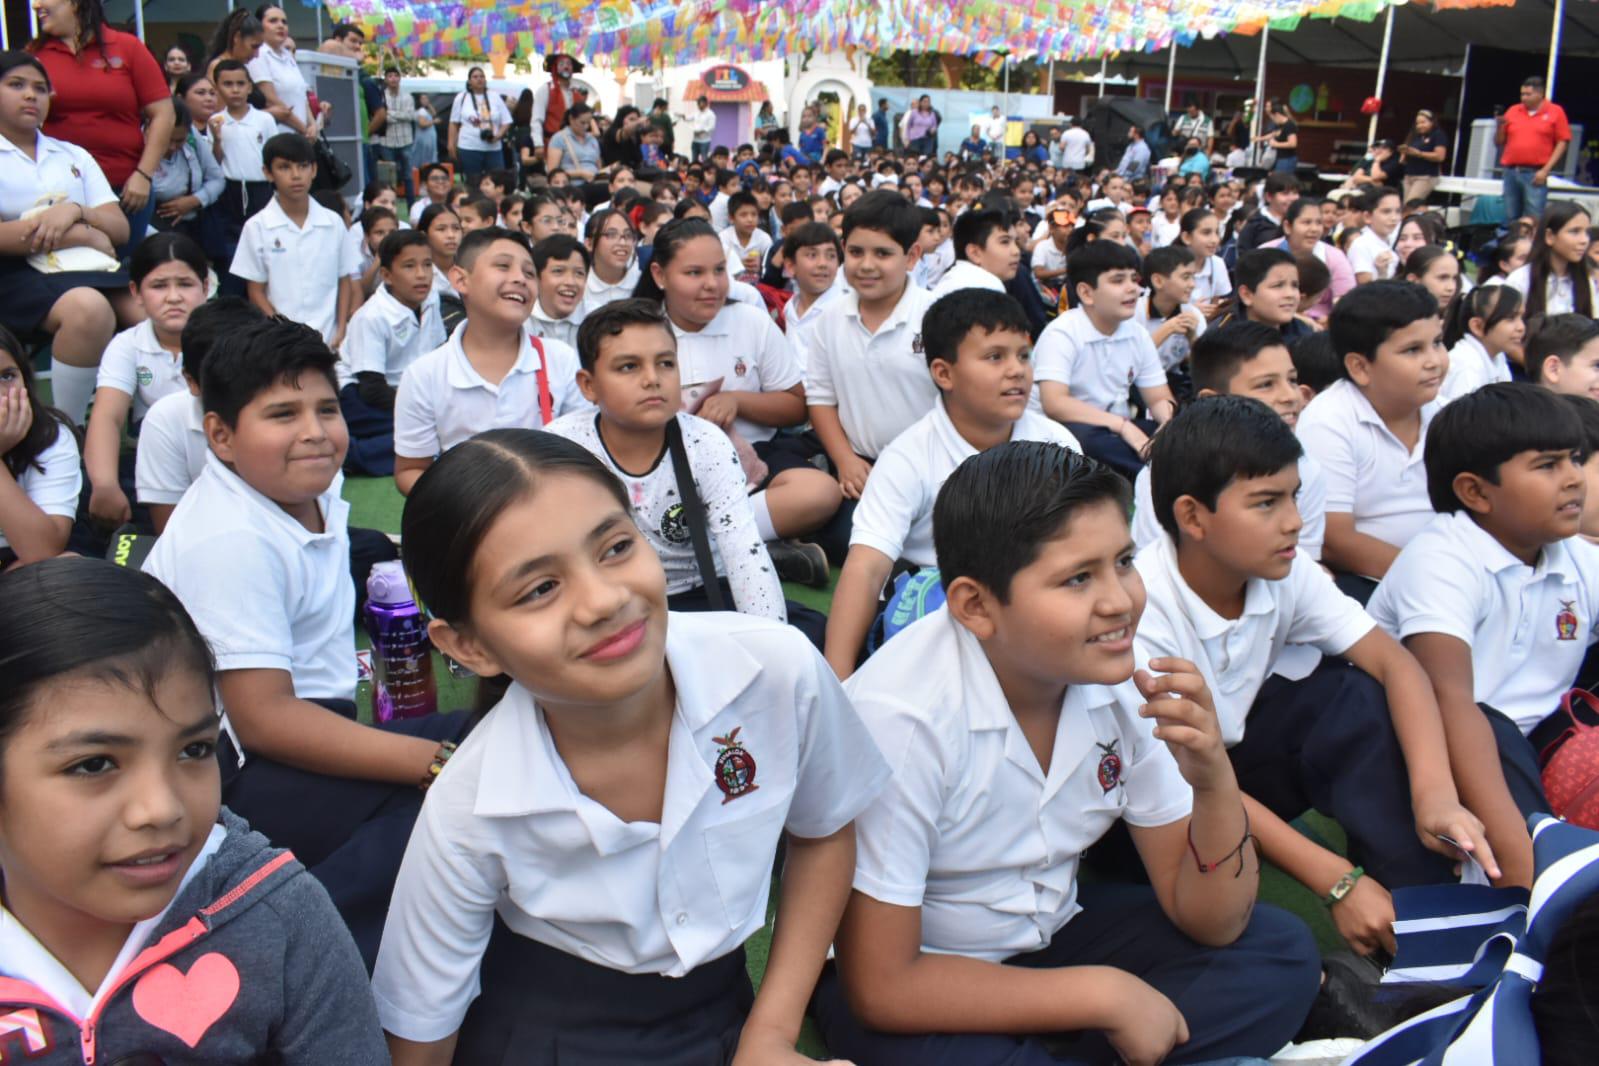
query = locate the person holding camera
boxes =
[448,65,511,181]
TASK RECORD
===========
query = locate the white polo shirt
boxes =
[1191,254,1234,304]
[1131,294,1208,371]
[851,400,1079,568]
[0,130,117,221]
[246,42,310,134]
[527,301,582,348]
[214,107,277,181]
[0,428,80,551]
[547,411,784,619]
[804,284,939,460]
[929,260,1006,301]
[580,263,641,317]
[1369,512,1599,734]
[722,227,772,280]
[1347,227,1398,280]
[671,302,803,444]
[1033,307,1167,419]
[142,454,355,710]
[845,608,1193,961]
[1134,536,1375,745]
[1296,379,1438,567]
[371,612,890,1041]
[230,196,360,343]
[95,320,185,421]
[393,322,585,459]
[783,283,844,372]
[1132,453,1327,563]
[134,392,208,506]
[338,284,445,388]
[1032,239,1069,281]
[1438,334,1512,405]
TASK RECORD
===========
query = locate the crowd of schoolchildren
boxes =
[4,21,1599,1063]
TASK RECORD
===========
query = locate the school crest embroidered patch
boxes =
[1557,600,1579,641]
[733,356,748,377]
[713,726,759,803]
[1096,740,1123,794]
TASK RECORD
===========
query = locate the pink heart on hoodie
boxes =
[131,953,240,1048]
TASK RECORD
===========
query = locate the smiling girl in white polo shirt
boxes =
[84,234,208,529]
[638,218,841,582]
[374,429,888,1064]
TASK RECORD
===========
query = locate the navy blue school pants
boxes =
[1063,420,1156,481]
[1479,704,1568,819]
[338,383,396,477]
[810,885,1319,1066]
[218,707,472,970]
[1230,657,1456,889]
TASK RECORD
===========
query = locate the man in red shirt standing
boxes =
[1495,75,1571,233]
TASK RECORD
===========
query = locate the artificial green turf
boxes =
[344,471,1344,1054]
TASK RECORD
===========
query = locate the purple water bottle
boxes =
[364,560,437,722]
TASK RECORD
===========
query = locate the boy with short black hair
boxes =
[1137,396,1495,956]
[1349,186,1403,283]
[143,318,467,966]
[912,205,955,290]
[708,167,742,231]
[1238,172,1300,252]
[1132,322,1326,560]
[231,133,358,347]
[1036,239,1176,477]
[457,194,498,232]
[527,234,590,347]
[818,148,850,197]
[209,59,277,293]
[823,290,1078,676]
[337,229,445,476]
[1297,280,1446,593]
[721,189,771,281]
[931,207,1018,298]
[354,205,399,296]
[1291,331,1342,397]
[136,297,265,533]
[547,299,785,622]
[1527,313,1599,399]
[807,190,937,503]
[392,227,585,494]
[1135,244,1206,370]
[1229,248,1312,342]
[1369,382,1599,889]
[815,439,1322,1065]
[781,221,844,367]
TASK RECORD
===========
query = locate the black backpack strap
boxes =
[665,417,726,611]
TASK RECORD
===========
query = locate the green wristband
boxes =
[1324,865,1365,907]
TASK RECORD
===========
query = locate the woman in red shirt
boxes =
[29,0,175,251]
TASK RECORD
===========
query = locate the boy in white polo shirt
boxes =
[392,227,585,495]
[1296,281,1447,600]
[208,59,277,296]
[929,207,1019,300]
[807,191,936,502]
[1348,186,1402,284]
[824,291,1078,678]
[231,134,358,347]
[1132,322,1327,561]
[135,297,265,533]
[814,441,1322,1066]
[780,221,845,370]
[1137,397,1496,957]
[142,318,468,967]
[527,234,589,347]
[337,229,445,476]
[1369,382,1599,890]
[1036,240,1176,478]
[1134,244,1207,376]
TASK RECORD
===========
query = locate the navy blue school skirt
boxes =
[454,916,753,1065]
[0,254,127,335]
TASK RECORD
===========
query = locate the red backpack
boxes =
[1541,689,1599,829]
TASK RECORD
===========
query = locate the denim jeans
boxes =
[372,141,413,200]
[1501,165,1550,232]
[456,146,499,181]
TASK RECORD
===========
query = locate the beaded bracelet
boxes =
[1186,807,1254,877]
[419,740,457,792]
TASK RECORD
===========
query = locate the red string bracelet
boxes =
[1187,808,1254,877]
